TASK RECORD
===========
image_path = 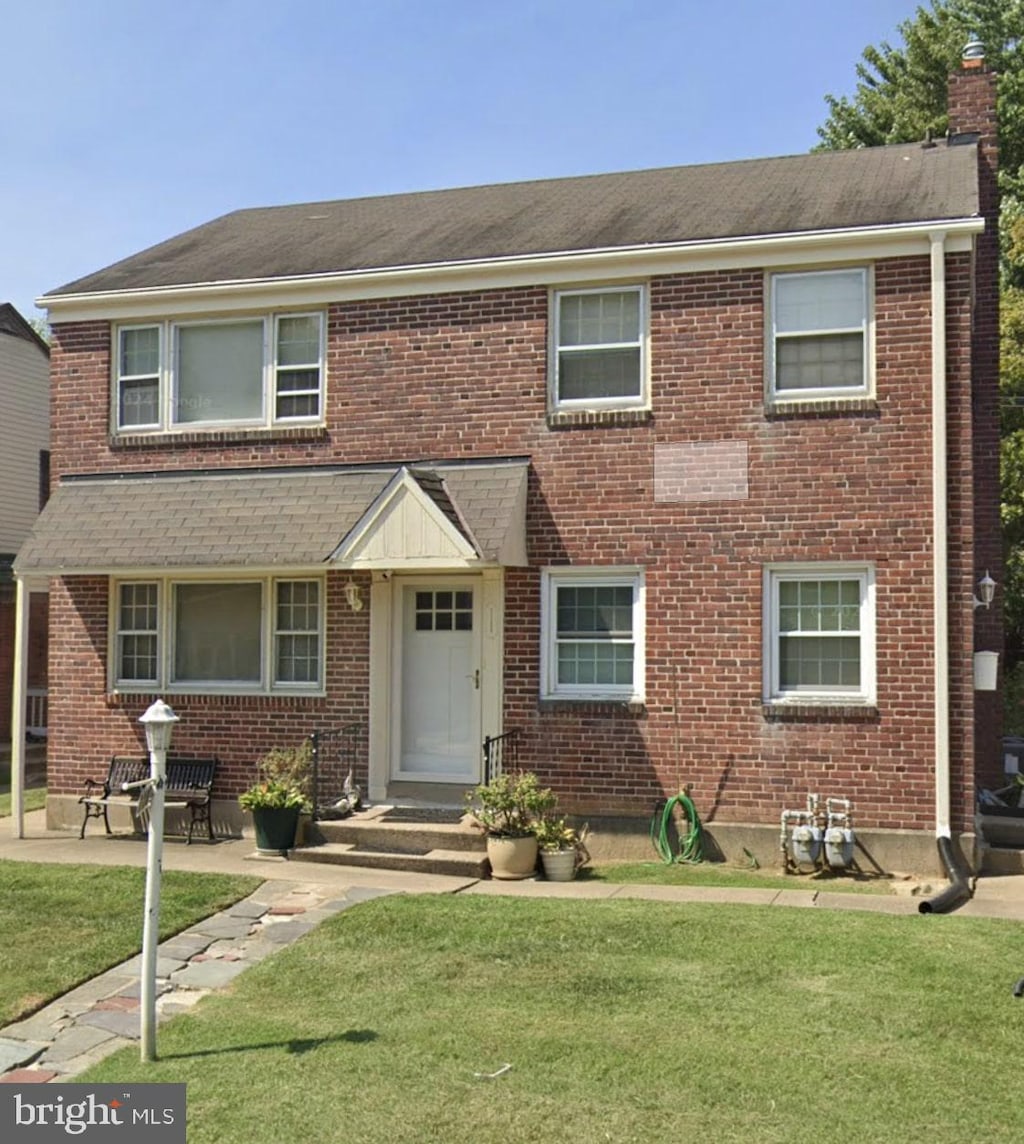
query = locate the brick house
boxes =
[13,57,1001,873]
[0,303,49,746]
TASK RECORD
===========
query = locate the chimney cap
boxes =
[962,37,985,65]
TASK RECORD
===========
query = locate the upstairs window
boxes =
[552,286,646,410]
[769,269,870,401]
[114,312,324,432]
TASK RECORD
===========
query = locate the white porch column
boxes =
[10,575,31,839]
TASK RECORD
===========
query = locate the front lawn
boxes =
[0,861,261,1025]
[587,858,894,893]
[0,787,47,818]
[82,894,1024,1143]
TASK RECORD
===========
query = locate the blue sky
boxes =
[2,0,922,322]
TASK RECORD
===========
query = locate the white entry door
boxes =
[392,579,481,783]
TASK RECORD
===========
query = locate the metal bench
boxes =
[79,756,218,843]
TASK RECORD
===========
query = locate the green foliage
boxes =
[239,741,312,811]
[465,770,555,837]
[819,1,1024,662]
[817,1,1024,205]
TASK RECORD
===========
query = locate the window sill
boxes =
[765,397,878,419]
[762,701,879,722]
[107,689,325,705]
[546,408,652,430]
[538,698,646,716]
[111,425,328,449]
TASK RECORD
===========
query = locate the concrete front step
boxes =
[291,841,488,879]
[312,807,486,856]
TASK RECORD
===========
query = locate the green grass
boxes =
[0,861,260,1025]
[587,858,893,893]
[0,786,47,818]
[81,894,1024,1143]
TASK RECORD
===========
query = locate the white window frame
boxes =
[113,581,161,687]
[109,575,325,695]
[767,267,873,402]
[763,564,876,706]
[112,311,326,434]
[550,285,648,412]
[540,567,645,702]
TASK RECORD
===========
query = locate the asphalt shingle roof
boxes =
[45,142,981,298]
[13,460,529,574]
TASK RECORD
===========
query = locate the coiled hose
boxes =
[650,792,704,864]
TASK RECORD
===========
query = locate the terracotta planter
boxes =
[252,806,301,855]
[540,847,577,882]
[486,834,539,880]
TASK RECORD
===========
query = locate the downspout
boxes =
[920,229,973,914]
[10,575,29,840]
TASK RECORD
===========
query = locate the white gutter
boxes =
[38,218,984,323]
[930,230,951,838]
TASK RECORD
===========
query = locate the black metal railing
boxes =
[482,728,521,785]
[309,723,364,821]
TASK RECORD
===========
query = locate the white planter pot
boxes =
[974,650,999,691]
[486,835,539,880]
[540,848,577,882]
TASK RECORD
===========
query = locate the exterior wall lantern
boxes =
[973,572,997,610]
[344,579,364,612]
[133,698,179,1062]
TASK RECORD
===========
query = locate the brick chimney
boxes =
[948,41,1003,791]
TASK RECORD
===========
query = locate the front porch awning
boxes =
[13,458,529,576]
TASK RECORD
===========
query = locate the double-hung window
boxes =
[114,312,325,432]
[541,569,644,701]
[769,269,870,401]
[112,577,323,692]
[552,286,646,410]
[764,565,875,705]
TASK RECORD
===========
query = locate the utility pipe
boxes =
[919,836,972,914]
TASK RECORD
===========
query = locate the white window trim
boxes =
[112,311,326,434]
[550,285,649,412]
[109,575,326,695]
[113,581,161,688]
[763,563,876,706]
[766,267,874,403]
[540,566,645,702]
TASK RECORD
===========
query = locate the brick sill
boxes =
[546,409,652,430]
[111,425,328,449]
[762,702,879,723]
[765,398,879,419]
[538,699,646,716]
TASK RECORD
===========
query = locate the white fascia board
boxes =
[25,564,330,579]
[39,219,984,323]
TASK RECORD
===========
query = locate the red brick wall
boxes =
[45,253,984,832]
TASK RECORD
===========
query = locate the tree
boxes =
[817,0,1024,662]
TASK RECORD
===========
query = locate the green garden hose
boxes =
[650,792,704,864]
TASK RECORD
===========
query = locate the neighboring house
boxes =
[0,303,49,744]
[13,53,1002,872]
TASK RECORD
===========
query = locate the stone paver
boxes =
[159,934,215,960]
[41,1025,116,1063]
[226,900,269,920]
[258,920,315,944]
[0,1038,46,1073]
[187,916,254,941]
[119,954,188,977]
[0,1068,58,1084]
[171,959,250,990]
[77,1010,141,1039]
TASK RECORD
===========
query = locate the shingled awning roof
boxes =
[13,459,529,575]
[44,141,981,298]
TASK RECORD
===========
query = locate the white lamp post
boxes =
[134,698,179,1062]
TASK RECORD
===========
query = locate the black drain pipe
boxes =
[918,835,973,914]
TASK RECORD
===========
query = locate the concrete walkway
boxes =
[2,808,1023,1084]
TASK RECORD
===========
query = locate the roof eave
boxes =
[39,218,985,322]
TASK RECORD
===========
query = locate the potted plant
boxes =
[466,770,555,880]
[534,816,591,881]
[240,741,313,855]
